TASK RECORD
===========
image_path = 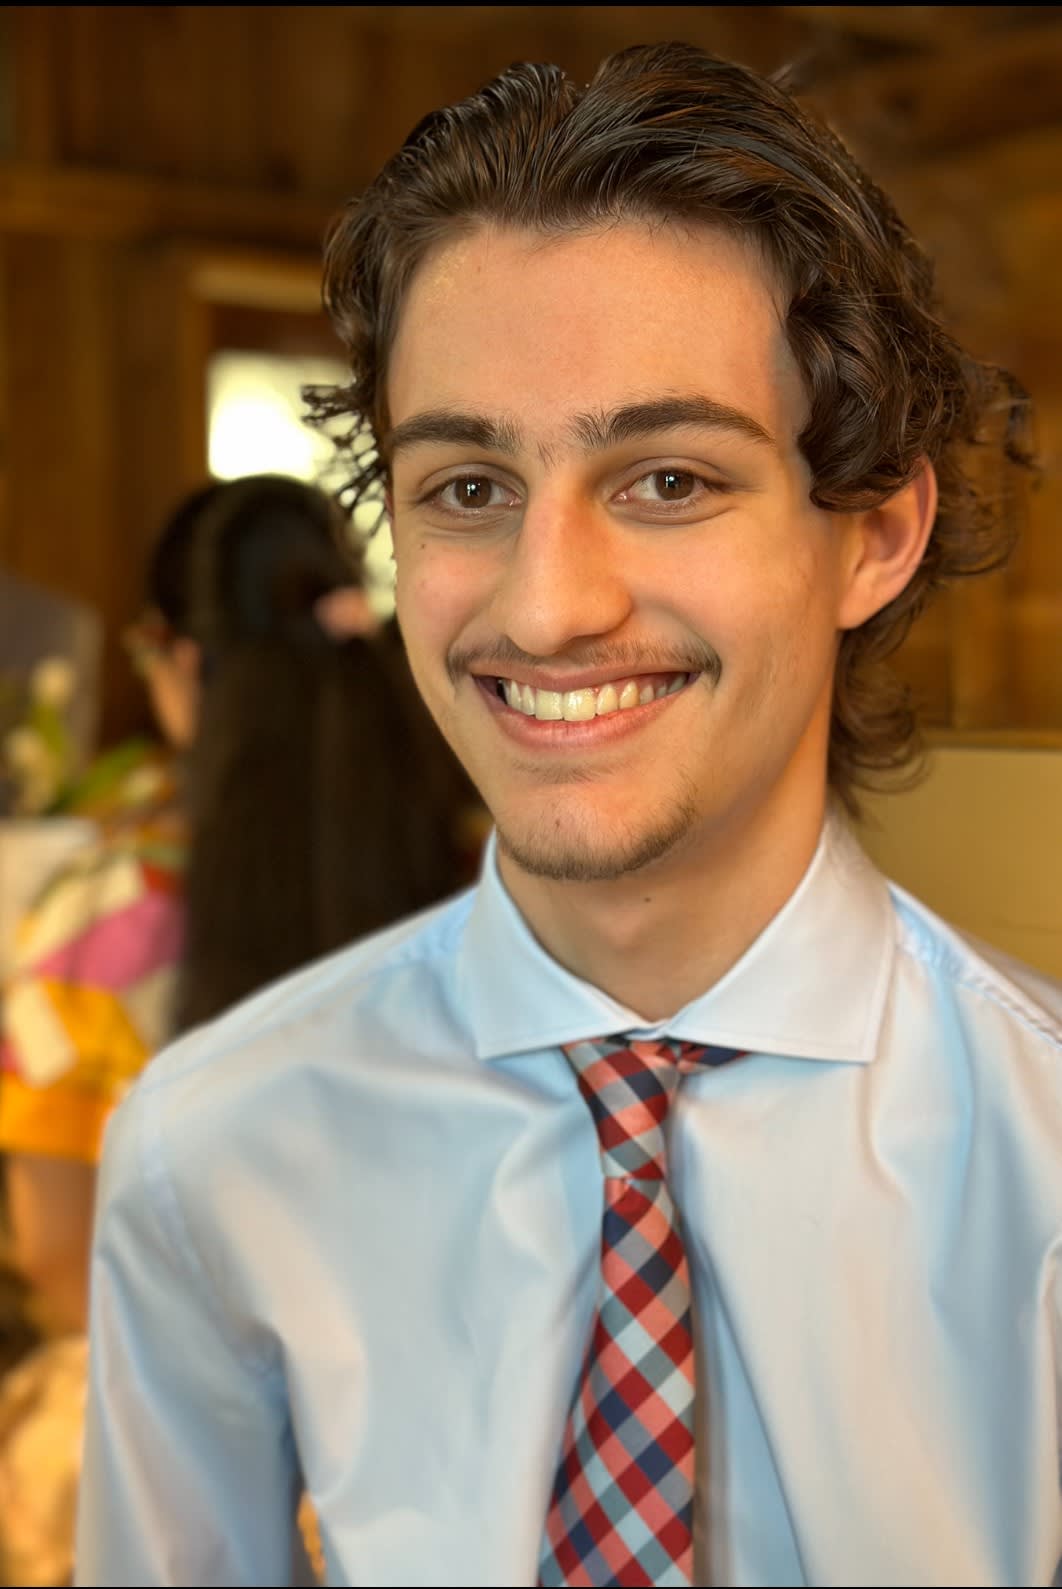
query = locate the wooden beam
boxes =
[8,8,59,163]
[0,161,338,246]
[781,6,999,48]
[918,124,1062,207]
[0,73,1058,251]
[338,5,813,70]
[808,17,1062,154]
[170,244,326,315]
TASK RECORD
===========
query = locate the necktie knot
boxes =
[562,1035,739,1181]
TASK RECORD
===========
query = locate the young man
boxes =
[76,43,1060,1588]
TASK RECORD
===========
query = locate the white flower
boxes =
[31,657,76,710]
[3,727,49,773]
[2,727,63,814]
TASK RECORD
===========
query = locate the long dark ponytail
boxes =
[148,474,476,1031]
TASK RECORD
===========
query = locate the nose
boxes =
[486,495,634,658]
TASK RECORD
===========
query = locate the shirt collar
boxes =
[456,812,895,1067]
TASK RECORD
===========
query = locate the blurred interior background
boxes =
[0,3,1059,973]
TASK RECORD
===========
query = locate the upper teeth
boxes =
[501,674,689,721]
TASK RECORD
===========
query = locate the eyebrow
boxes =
[385,411,522,458]
[571,396,774,452]
[384,394,774,462]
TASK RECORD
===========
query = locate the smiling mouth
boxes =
[489,671,696,722]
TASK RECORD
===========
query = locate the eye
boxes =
[632,469,715,502]
[424,474,520,514]
[447,476,497,508]
[660,469,698,500]
[616,467,728,516]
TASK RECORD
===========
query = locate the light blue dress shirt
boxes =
[76,817,1062,1587]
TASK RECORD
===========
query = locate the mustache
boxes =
[445,637,722,687]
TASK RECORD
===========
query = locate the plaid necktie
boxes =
[539,1035,744,1588]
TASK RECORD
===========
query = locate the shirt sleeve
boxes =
[74,1086,303,1587]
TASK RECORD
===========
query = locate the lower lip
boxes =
[472,676,696,749]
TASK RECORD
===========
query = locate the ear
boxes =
[141,636,202,751]
[837,458,938,631]
[314,586,380,640]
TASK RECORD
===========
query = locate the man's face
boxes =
[386,221,863,884]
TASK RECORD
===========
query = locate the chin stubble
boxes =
[494,775,701,883]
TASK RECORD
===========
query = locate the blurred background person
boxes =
[0,471,481,1586]
[149,471,481,1035]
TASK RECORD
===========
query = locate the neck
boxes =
[497,784,831,1024]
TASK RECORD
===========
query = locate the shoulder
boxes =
[121,882,475,1114]
[883,883,1062,1164]
[96,885,476,1257]
[874,880,1062,1241]
[886,880,1062,1051]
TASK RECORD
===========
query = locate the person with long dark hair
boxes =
[144,472,480,1032]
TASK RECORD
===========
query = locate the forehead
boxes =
[386,221,804,450]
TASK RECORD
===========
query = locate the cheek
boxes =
[393,541,487,674]
[394,570,438,684]
[395,523,497,606]
[750,559,842,703]
[684,547,832,695]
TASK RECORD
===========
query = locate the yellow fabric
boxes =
[0,1074,113,1165]
[39,981,149,1089]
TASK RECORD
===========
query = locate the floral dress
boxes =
[0,745,186,1588]
[0,746,186,1166]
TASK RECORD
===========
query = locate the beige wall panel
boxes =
[857,747,1062,980]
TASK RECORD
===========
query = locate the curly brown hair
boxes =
[309,41,1035,812]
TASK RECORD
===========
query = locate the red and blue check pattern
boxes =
[539,1035,744,1588]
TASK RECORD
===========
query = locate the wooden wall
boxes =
[0,5,1059,745]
